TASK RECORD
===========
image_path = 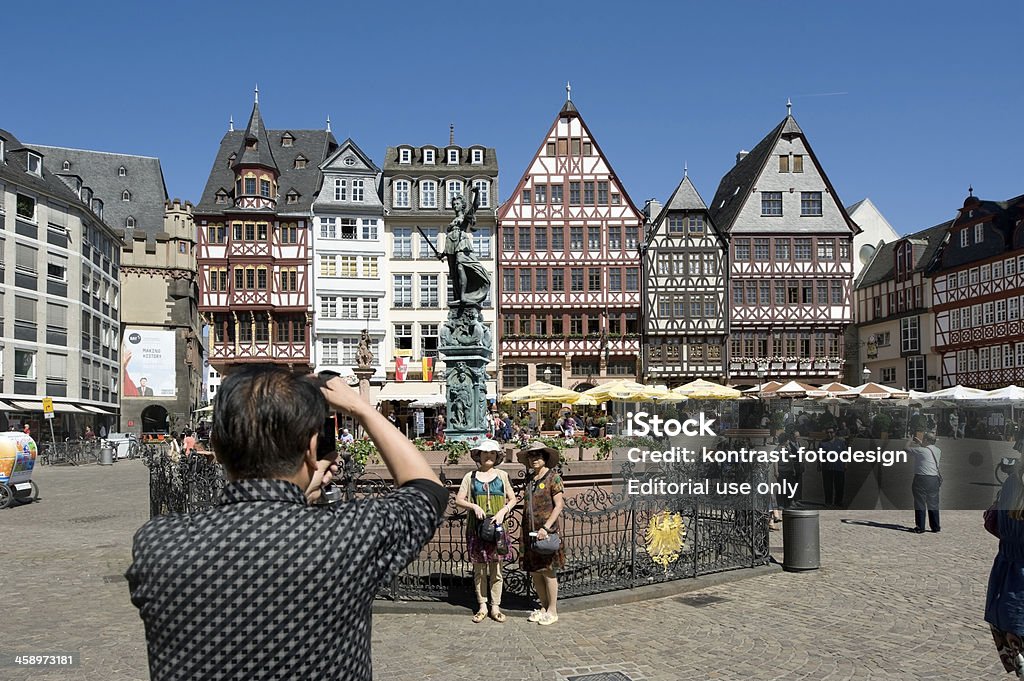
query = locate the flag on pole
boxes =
[395,356,408,382]
[422,357,434,382]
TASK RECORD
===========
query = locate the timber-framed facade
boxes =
[497,93,644,393]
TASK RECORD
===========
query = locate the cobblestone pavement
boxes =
[3,462,1003,680]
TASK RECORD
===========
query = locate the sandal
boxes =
[472,610,487,623]
[489,608,506,623]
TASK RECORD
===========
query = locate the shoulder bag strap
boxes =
[928,446,940,475]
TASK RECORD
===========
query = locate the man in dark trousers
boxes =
[126,365,447,681]
[819,427,848,507]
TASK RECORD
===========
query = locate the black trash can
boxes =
[782,508,820,571]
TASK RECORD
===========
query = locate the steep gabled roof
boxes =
[664,175,707,212]
[321,137,380,174]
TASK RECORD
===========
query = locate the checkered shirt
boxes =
[126,478,446,680]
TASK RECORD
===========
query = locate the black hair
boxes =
[211,364,326,479]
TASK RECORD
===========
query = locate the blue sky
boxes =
[4,0,1022,234]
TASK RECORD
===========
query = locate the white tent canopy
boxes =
[909,385,990,401]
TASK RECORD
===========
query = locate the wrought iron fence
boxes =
[146,451,770,602]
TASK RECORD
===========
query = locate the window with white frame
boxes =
[957,350,967,373]
[361,219,378,241]
[994,261,1004,279]
[393,275,412,308]
[1009,258,1018,276]
[1011,297,1021,321]
[901,316,919,353]
[340,337,359,365]
[363,298,379,319]
[980,346,990,371]
[393,180,410,208]
[761,192,783,216]
[993,346,1003,370]
[801,192,823,217]
[14,349,35,379]
[352,179,364,202]
[446,180,464,207]
[393,227,413,258]
[423,148,435,164]
[1006,345,1014,369]
[122,190,131,202]
[1017,343,1024,368]
[962,308,971,329]
[420,180,437,208]
[982,264,991,282]
[907,356,926,391]
[399,148,411,164]
[320,255,337,277]
[473,180,490,208]
[16,193,36,221]
[126,216,136,229]
[118,166,127,177]
[958,271,967,289]
[471,148,483,164]
[420,323,439,358]
[340,218,357,240]
[15,243,37,274]
[997,299,1007,322]
[970,268,979,284]
[975,223,984,243]
[362,257,378,278]
[47,256,68,282]
[26,153,41,176]
[419,227,439,259]
[340,297,359,319]
[321,296,338,318]
[984,302,994,324]
[960,230,969,247]
[473,227,491,258]
[320,217,337,239]
[334,179,347,201]
[968,349,978,372]
[950,310,960,330]
[394,323,413,351]
[419,274,439,308]
[447,149,459,164]
[321,338,339,364]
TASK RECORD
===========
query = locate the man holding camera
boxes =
[126,365,447,681]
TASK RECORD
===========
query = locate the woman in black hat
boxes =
[517,441,565,626]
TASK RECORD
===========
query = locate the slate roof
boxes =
[0,128,119,237]
[382,145,498,175]
[232,101,278,172]
[663,175,708,212]
[855,221,951,290]
[196,127,337,215]
[33,144,168,236]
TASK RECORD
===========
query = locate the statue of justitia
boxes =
[356,329,374,368]
[438,188,490,307]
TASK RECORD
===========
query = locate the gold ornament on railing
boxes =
[644,511,687,574]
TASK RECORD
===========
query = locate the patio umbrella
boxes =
[763,380,818,399]
[806,382,855,398]
[840,382,910,399]
[743,381,783,394]
[673,379,742,399]
[910,385,988,401]
[501,381,584,404]
[974,385,1024,404]
[582,380,682,403]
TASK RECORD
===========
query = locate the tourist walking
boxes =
[819,427,847,507]
[518,441,565,626]
[984,466,1024,677]
[455,439,515,623]
[909,432,941,533]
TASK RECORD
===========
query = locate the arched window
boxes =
[122,190,131,202]
[118,166,127,177]
[125,216,136,229]
[62,160,71,171]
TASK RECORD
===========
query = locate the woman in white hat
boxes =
[455,439,516,623]
[517,441,565,626]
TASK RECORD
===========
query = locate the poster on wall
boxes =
[123,328,177,398]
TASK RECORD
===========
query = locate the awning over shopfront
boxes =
[7,400,110,414]
[376,382,443,404]
[79,405,116,414]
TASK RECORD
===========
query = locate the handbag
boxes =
[471,471,502,544]
[527,472,561,555]
[984,504,1000,538]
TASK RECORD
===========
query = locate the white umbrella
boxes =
[913,385,990,401]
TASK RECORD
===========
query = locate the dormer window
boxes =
[227,153,236,168]
[26,152,41,176]
[126,216,136,229]
[0,138,5,162]
[281,133,295,147]
[423,149,435,164]
[92,198,104,219]
[471,148,483,164]
[118,166,127,177]
[975,223,985,243]
[246,139,257,151]
[215,190,229,205]
[122,190,131,202]
[62,160,71,171]
[286,190,300,205]
[399,148,411,164]
[447,149,459,164]
[294,155,308,169]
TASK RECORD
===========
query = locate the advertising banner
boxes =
[123,328,177,398]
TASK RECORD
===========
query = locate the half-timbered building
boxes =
[643,172,728,385]
[497,91,645,394]
[855,222,948,391]
[932,191,1024,388]
[708,106,856,384]
[196,93,336,372]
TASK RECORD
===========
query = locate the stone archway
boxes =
[141,405,169,434]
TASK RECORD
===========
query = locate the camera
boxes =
[314,370,340,462]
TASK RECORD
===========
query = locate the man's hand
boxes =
[320,376,370,418]
[305,459,338,504]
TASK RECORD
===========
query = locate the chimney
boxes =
[736,149,749,164]
[643,199,663,223]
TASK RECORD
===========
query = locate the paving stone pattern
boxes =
[3,462,1004,680]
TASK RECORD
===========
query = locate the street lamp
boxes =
[544,366,552,383]
[756,363,766,400]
